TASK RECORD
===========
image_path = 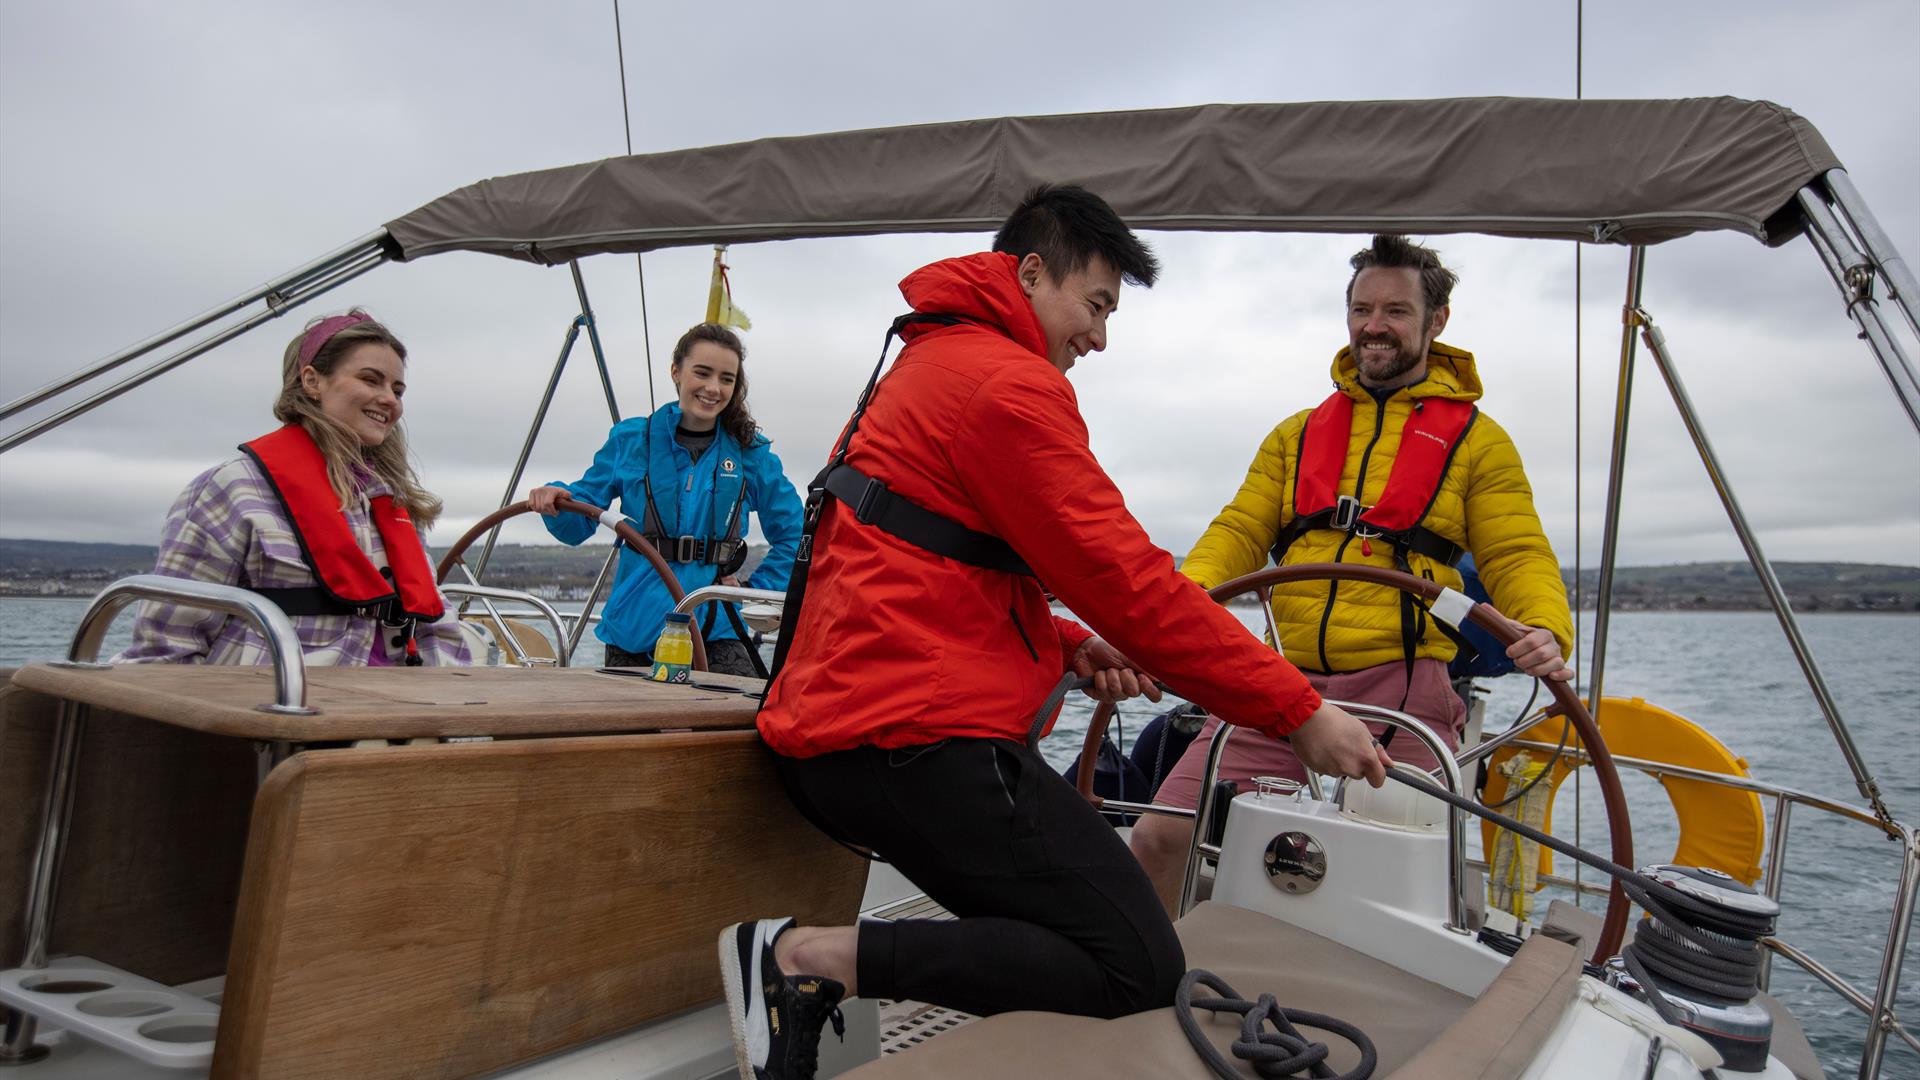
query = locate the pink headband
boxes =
[297,312,374,370]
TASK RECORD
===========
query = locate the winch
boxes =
[1620,864,1781,1072]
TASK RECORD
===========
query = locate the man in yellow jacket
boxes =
[1129,235,1575,914]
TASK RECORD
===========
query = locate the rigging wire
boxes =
[1571,0,1586,908]
[613,0,659,413]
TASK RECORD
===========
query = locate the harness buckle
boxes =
[1331,495,1364,532]
[673,536,700,563]
[853,477,888,525]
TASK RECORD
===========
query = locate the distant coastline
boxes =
[2,537,1916,613]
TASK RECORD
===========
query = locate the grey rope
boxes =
[610,0,657,412]
[1176,969,1377,1080]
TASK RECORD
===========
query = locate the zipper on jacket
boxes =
[1315,393,1391,672]
[1009,607,1041,663]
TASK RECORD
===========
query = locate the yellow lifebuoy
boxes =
[1479,696,1765,886]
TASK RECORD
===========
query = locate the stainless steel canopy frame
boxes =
[1797,182,1920,434]
[0,231,390,454]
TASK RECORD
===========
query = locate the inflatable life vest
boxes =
[1273,390,1477,568]
[239,425,444,625]
[1272,391,1479,718]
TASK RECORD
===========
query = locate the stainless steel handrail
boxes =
[1,575,315,1063]
[440,583,571,667]
[672,584,787,616]
[1178,721,1236,916]
[1499,738,1898,836]
[1175,699,1470,936]
[1772,935,1920,1059]
[1453,708,1559,770]
[446,562,530,668]
[1477,735,1919,1076]
[61,574,316,712]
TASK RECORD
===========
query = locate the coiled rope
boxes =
[1175,969,1377,1080]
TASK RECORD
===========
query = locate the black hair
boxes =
[1345,234,1458,319]
[991,183,1160,288]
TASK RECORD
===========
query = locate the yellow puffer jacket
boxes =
[1182,343,1573,673]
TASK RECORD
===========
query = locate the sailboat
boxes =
[0,97,1913,1079]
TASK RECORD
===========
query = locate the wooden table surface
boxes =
[8,663,766,741]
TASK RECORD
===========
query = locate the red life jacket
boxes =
[1275,390,1477,566]
[239,425,444,621]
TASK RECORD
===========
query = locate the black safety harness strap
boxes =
[251,585,368,618]
[254,569,425,665]
[1272,500,1467,568]
[764,311,1014,692]
[639,534,749,566]
[823,464,1033,577]
[638,431,752,569]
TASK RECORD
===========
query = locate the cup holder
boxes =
[137,1017,218,1044]
[20,972,114,995]
[77,991,176,1018]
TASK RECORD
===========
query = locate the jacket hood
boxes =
[1329,340,1482,402]
[898,252,1048,358]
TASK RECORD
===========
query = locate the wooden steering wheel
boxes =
[1072,562,1633,960]
[435,497,709,672]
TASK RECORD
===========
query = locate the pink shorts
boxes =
[1152,658,1466,810]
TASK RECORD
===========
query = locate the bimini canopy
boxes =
[385,97,1839,266]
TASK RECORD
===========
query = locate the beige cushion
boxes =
[1382,933,1582,1080]
[843,902,1472,1078]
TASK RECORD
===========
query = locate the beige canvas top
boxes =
[385,97,1838,264]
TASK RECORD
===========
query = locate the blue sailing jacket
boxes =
[543,403,803,654]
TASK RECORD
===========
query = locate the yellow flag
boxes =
[704,245,752,330]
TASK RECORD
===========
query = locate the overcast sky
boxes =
[1,0,1916,576]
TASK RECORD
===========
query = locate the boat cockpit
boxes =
[1,96,1916,1079]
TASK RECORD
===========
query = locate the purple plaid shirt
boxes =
[115,456,472,667]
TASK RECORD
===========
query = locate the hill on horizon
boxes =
[1,537,1915,610]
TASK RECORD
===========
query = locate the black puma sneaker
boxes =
[720,917,847,1080]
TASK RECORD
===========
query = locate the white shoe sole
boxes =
[720,919,782,1080]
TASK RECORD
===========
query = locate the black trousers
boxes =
[604,637,759,676]
[777,738,1185,1019]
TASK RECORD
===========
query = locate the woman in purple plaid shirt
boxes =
[116,311,471,667]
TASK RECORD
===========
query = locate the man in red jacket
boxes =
[720,185,1391,1080]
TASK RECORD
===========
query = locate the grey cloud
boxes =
[1,0,1915,575]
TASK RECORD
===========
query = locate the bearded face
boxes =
[1346,267,1444,390]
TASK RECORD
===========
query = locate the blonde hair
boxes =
[274,310,444,528]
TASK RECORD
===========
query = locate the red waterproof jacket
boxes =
[757,252,1321,757]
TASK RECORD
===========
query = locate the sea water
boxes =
[2,598,1915,1076]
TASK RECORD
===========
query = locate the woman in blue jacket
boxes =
[529,324,802,675]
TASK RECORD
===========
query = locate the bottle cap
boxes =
[664,612,691,624]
